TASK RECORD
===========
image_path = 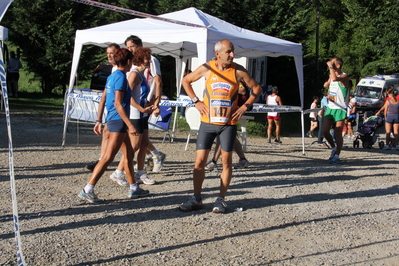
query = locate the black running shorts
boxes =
[196,122,237,152]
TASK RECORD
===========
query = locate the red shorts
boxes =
[267,115,280,120]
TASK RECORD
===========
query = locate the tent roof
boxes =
[74,7,302,59]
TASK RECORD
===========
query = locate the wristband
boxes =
[95,120,102,123]
[329,67,333,69]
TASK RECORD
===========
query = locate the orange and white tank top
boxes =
[202,60,239,125]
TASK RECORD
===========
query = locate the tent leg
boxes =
[301,111,305,155]
[171,105,179,142]
[77,119,80,144]
[61,95,71,147]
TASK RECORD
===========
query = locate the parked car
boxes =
[89,62,113,91]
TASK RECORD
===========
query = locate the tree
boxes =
[2,0,130,94]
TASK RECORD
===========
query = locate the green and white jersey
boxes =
[328,78,349,111]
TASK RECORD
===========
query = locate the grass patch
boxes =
[7,93,64,115]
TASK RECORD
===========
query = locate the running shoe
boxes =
[328,154,340,164]
[275,138,282,143]
[128,187,150,199]
[145,153,153,161]
[383,145,390,150]
[135,172,156,185]
[205,160,217,171]
[391,146,397,151]
[234,158,250,169]
[85,160,99,172]
[110,171,129,186]
[78,189,100,204]
[212,197,227,213]
[267,138,271,143]
[152,152,166,173]
[329,147,337,160]
[179,196,203,212]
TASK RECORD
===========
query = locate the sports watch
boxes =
[191,96,200,103]
[245,104,253,111]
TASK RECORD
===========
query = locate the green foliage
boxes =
[2,0,122,95]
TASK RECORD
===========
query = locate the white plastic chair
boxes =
[185,107,201,150]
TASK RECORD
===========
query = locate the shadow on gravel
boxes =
[0,186,398,241]
[63,208,399,266]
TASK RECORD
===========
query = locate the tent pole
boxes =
[61,93,70,147]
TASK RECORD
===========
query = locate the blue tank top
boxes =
[105,70,131,122]
[129,69,151,119]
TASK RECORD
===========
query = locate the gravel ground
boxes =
[1,111,399,266]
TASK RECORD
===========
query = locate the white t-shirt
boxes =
[309,102,317,118]
[267,95,279,116]
[145,55,162,102]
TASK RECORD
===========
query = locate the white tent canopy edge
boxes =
[63,7,304,148]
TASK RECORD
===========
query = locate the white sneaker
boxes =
[205,160,217,171]
[145,153,153,161]
[135,172,155,185]
[234,158,250,169]
[110,171,129,186]
[212,197,227,213]
[152,152,166,173]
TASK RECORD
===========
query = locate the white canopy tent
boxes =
[63,7,304,146]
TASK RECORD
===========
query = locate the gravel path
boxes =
[1,112,399,266]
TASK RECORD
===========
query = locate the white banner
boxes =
[160,99,303,113]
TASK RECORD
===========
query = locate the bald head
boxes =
[214,39,233,53]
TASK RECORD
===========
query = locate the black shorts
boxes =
[8,72,19,82]
[130,118,148,134]
[311,118,318,122]
[196,122,237,152]
[107,119,127,133]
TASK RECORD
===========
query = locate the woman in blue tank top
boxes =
[78,48,149,203]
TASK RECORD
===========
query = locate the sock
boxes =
[84,184,94,193]
[130,183,139,191]
[194,194,202,202]
[151,149,161,157]
[332,147,337,152]
[136,170,145,176]
[115,170,123,176]
[217,196,225,201]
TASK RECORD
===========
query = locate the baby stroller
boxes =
[353,115,384,149]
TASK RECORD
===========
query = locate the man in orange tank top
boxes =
[179,39,262,213]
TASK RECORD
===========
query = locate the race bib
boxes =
[210,99,231,123]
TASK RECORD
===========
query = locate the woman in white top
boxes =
[307,96,319,137]
[266,86,283,143]
[111,47,156,186]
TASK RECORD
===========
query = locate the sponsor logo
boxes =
[212,92,228,96]
[211,74,219,81]
[159,100,195,107]
[211,82,232,92]
[211,100,230,107]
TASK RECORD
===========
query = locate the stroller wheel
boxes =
[354,140,360,148]
[362,140,372,149]
[379,141,385,149]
